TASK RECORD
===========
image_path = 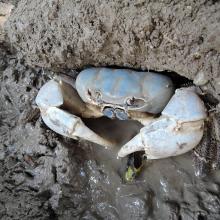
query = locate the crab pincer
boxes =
[117,87,207,159]
[36,79,114,148]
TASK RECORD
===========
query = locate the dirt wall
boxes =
[5,0,220,100]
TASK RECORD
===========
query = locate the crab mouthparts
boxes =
[102,107,129,120]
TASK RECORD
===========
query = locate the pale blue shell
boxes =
[75,68,174,114]
[162,88,207,122]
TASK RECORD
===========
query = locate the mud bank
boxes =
[5,0,220,101]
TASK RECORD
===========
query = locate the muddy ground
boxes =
[1,0,220,220]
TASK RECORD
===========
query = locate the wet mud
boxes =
[1,47,220,219]
[1,0,220,219]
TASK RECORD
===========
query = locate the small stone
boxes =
[0,3,14,16]
[193,52,201,59]
[12,173,26,186]
[0,152,5,161]
[193,72,209,86]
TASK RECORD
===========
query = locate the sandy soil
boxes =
[0,0,220,219]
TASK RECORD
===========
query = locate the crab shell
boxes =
[117,88,207,159]
[35,68,207,160]
[75,68,174,114]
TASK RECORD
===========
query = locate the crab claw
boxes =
[118,88,207,159]
[36,80,113,148]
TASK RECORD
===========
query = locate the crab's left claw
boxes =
[36,80,114,148]
[118,88,207,159]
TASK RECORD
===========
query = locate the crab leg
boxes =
[36,80,113,148]
[118,88,207,159]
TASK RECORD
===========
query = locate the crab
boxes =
[36,68,207,160]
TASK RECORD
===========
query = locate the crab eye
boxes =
[126,97,134,106]
[95,91,102,100]
[115,108,128,120]
[126,97,146,108]
[103,107,115,119]
[87,89,92,97]
[87,89,102,103]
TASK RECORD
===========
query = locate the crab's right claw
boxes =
[36,80,114,148]
[117,119,205,159]
[118,88,207,159]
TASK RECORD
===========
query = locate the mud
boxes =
[0,3,14,43]
[0,45,220,219]
[5,0,220,102]
[1,0,220,219]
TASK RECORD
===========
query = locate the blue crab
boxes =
[36,68,207,159]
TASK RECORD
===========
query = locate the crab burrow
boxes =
[36,68,207,159]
